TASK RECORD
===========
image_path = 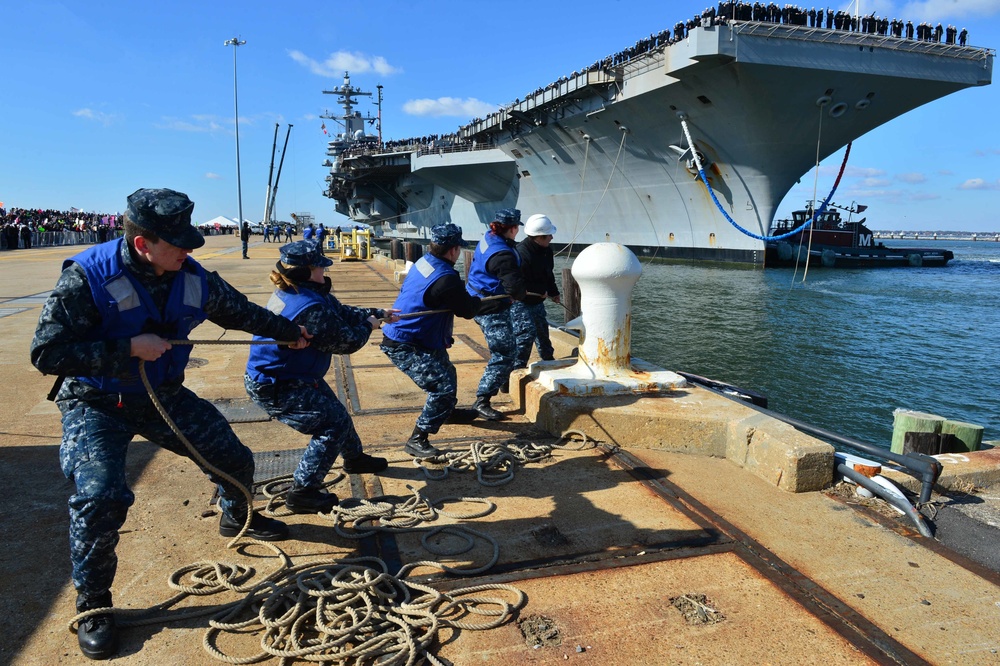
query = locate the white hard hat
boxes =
[524,213,557,236]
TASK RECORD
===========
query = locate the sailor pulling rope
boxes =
[67,337,528,664]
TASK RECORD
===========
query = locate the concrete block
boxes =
[521,373,835,493]
[728,413,834,492]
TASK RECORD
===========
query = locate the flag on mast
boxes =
[321,122,328,135]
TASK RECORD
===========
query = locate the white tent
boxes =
[199,215,238,228]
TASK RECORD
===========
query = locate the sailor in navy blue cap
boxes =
[126,187,205,251]
[382,223,483,457]
[464,208,527,420]
[278,239,334,269]
[245,238,398,512]
[30,187,311,660]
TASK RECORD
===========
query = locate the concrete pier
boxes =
[1,235,999,664]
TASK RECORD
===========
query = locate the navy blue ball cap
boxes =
[279,239,334,268]
[126,188,204,250]
[430,223,466,247]
[494,207,522,225]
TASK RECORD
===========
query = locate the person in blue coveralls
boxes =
[244,239,398,514]
[512,213,560,368]
[30,188,311,660]
[465,208,527,420]
[380,223,482,457]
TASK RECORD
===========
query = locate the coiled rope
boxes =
[414,430,592,486]
[678,116,852,242]
[66,337,527,664]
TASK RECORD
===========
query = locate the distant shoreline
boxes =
[873,232,1000,241]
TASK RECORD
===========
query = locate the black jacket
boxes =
[516,238,559,306]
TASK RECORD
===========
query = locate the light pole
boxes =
[224,36,246,255]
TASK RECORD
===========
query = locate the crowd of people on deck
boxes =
[330,2,971,167]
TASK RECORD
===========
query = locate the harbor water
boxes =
[551,240,1000,449]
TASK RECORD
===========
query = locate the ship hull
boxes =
[330,22,993,265]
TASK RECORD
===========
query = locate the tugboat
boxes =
[765,203,954,268]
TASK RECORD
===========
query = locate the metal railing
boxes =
[732,20,995,62]
[0,229,124,251]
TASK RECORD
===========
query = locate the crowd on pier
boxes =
[332,2,971,166]
[0,206,123,250]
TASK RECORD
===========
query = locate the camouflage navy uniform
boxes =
[245,240,385,489]
[30,190,302,606]
[465,211,526,400]
[381,224,480,451]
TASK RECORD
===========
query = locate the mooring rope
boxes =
[414,430,593,486]
[678,116,852,242]
[65,336,528,663]
[558,130,629,258]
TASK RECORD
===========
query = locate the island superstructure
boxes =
[321,18,994,265]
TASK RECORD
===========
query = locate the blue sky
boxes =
[2,0,999,231]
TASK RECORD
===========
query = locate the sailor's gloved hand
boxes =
[379,308,401,324]
[551,294,561,304]
[131,333,171,361]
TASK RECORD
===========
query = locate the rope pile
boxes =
[415,430,592,486]
[202,557,525,665]
[66,344,533,664]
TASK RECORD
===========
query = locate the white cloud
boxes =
[861,177,892,187]
[844,166,887,178]
[896,172,927,184]
[73,108,118,126]
[205,172,222,180]
[403,97,497,118]
[289,50,400,77]
[958,178,1000,190]
[154,115,230,133]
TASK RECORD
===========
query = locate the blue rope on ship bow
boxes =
[679,116,851,242]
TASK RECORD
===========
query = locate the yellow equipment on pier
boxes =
[336,227,372,262]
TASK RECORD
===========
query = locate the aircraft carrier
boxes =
[321,18,993,265]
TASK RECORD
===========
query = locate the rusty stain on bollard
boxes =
[528,242,685,396]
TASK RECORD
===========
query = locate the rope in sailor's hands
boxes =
[65,338,528,664]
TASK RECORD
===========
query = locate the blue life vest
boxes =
[382,255,455,350]
[245,288,329,383]
[302,227,315,240]
[466,232,519,297]
[70,239,208,394]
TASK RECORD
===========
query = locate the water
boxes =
[551,240,1000,449]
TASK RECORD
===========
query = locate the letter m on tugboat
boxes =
[765,202,953,268]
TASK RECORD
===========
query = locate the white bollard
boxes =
[528,242,686,395]
[569,243,641,377]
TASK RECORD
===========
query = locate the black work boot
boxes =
[283,485,340,514]
[219,510,291,538]
[343,452,389,474]
[474,395,504,421]
[76,592,118,660]
[404,427,442,458]
[445,407,479,424]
